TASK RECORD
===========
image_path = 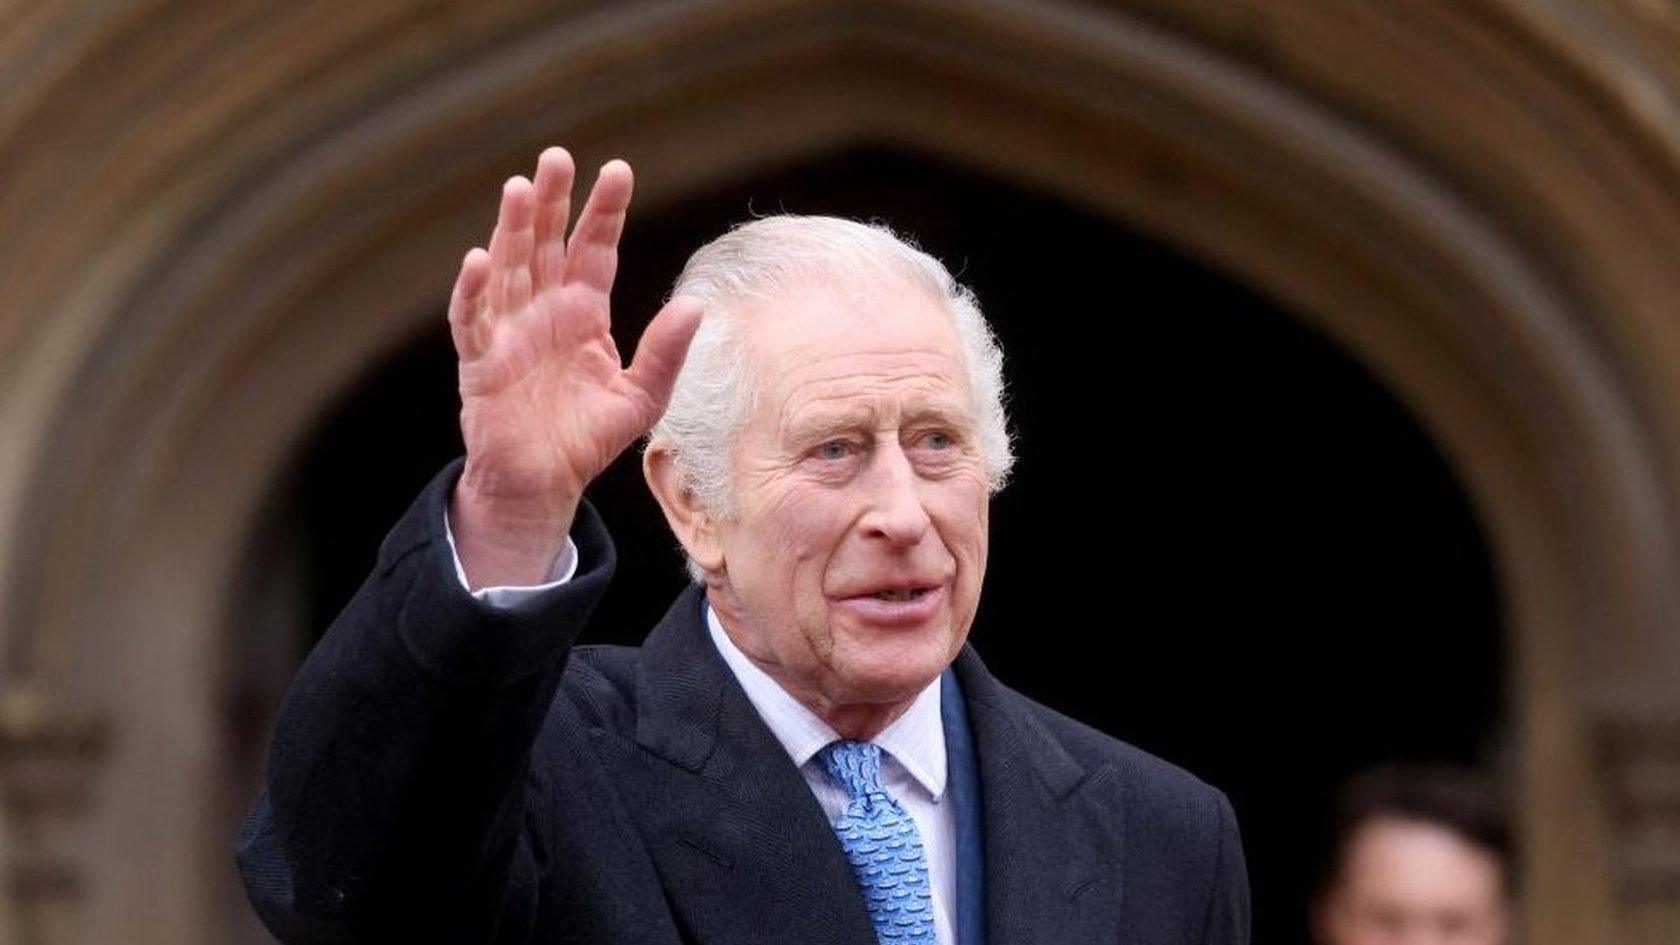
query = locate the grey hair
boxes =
[647,214,1015,582]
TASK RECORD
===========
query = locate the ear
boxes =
[643,439,726,574]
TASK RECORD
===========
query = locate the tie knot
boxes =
[817,739,886,802]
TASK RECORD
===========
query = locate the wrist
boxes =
[449,476,578,590]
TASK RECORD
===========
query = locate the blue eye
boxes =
[818,440,853,460]
[925,431,953,450]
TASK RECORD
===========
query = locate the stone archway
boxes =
[2,2,1677,942]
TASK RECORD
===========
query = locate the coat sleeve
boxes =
[1199,789,1252,945]
[234,457,617,943]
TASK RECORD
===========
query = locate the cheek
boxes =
[930,477,991,563]
[746,484,853,591]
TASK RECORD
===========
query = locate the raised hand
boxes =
[447,148,703,588]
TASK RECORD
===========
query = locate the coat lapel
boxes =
[592,585,1124,944]
[591,584,879,945]
[951,646,1127,944]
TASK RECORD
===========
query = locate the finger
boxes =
[447,247,494,359]
[488,176,536,316]
[624,295,705,418]
[564,159,633,298]
[532,146,575,290]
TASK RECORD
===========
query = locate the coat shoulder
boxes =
[996,681,1237,844]
[552,642,644,733]
[977,676,1250,942]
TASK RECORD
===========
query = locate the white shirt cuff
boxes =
[443,505,580,609]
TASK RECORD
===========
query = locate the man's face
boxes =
[1316,818,1511,945]
[705,275,991,713]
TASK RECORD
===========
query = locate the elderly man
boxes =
[237,147,1250,944]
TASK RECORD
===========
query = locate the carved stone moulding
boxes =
[1595,699,1680,910]
[0,685,108,944]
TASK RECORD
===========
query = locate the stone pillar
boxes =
[0,688,106,945]
[1597,704,1680,944]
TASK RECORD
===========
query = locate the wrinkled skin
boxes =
[447,148,702,588]
[649,277,992,739]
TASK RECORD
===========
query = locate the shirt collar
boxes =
[705,600,948,800]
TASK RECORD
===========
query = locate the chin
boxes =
[832,625,960,702]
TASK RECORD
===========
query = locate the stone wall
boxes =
[1,1,1676,941]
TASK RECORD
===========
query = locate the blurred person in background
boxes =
[1313,763,1513,945]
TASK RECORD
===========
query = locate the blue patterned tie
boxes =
[817,740,937,944]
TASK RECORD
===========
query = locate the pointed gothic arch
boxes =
[2,1,1677,941]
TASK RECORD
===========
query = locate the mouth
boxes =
[865,586,935,602]
[835,582,947,627]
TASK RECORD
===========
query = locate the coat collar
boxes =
[616,583,1124,945]
[950,645,1127,943]
[703,599,949,799]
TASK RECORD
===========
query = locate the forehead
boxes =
[1341,818,1505,907]
[739,277,970,412]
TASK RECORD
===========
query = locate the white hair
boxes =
[648,214,1015,582]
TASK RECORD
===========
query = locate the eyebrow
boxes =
[784,402,973,446]
[785,409,871,447]
[901,403,972,429]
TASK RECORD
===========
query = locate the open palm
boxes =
[449,149,702,514]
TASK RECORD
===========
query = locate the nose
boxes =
[858,439,932,546]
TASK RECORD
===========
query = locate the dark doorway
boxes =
[249,144,1505,943]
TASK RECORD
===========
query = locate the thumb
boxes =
[625,294,705,415]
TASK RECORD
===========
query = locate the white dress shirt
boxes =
[444,509,959,944]
[703,607,956,944]
[442,513,580,605]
